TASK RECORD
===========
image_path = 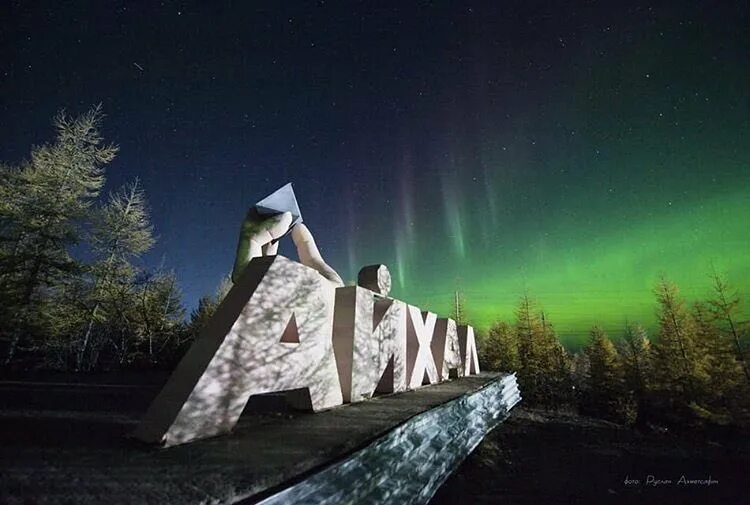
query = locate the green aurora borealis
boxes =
[336,12,750,346]
[406,188,748,347]
[348,152,749,347]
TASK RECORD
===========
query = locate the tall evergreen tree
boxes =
[186,296,218,340]
[185,273,235,343]
[693,301,748,424]
[514,296,567,403]
[481,321,520,372]
[584,326,624,420]
[132,270,184,366]
[515,294,545,400]
[215,274,233,303]
[570,350,590,404]
[43,279,91,369]
[538,312,574,405]
[75,179,155,370]
[619,323,652,426]
[450,290,468,326]
[0,106,117,364]
[707,273,750,385]
[651,278,709,412]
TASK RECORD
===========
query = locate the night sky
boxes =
[2,1,749,345]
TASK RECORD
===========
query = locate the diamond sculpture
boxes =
[255,183,303,240]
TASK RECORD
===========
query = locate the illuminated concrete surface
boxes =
[134,255,343,447]
[332,286,408,403]
[257,372,521,505]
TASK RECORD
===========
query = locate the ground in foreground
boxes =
[431,407,748,505]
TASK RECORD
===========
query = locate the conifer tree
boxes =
[707,273,750,385]
[549,341,575,405]
[43,279,91,369]
[187,296,219,340]
[651,278,709,412]
[514,295,567,403]
[75,179,155,370]
[185,274,235,343]
[482,321,520,372]
[215,274,233,303]
[619,323,652,426]
[570,351,590,403]
[133,270,184,365]
[539,312,574,405]
[450,290,468,326]
[584,326,624,420]
[0,106,117,364]
[693,301,748,424]
[515,294,545,400]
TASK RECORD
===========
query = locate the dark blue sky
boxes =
[2,1,748,339]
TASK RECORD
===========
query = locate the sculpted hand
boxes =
[231,208,344,286]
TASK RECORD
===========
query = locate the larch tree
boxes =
[515,294,547,401]
[584,326,624,420]
[0,163,26,347]
[132,269,184,366]
[215,274,233,303]
[482,321,520,372]
[693,301,748,423]
[651,278,709,409]
[570,351,591,403]
[75,179,155,370]
[619,323,652,426]
[450,290,468,326]
[538,312,573,405]
[707,273,750,385]
[0,106,117,364]
[186,295,219,341]
[185,273,234,343]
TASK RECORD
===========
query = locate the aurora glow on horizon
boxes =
[341,111,750,345]
[2,2,748,346]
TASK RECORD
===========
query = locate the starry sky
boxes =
[2,1,749,346]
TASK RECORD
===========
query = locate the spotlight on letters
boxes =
[133,185,480,447]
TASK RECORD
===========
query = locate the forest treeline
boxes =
[476,277,750,429]
[0,107,227,371]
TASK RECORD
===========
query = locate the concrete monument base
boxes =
[0,373,520,505]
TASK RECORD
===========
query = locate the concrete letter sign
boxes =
[133,255,342,447]
[432,318,464,380]
[457,325,481,376]
[132,181,487,448]
[406,306,440,388]
[332,286,407,402]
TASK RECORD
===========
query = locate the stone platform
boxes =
[0,372,520,505]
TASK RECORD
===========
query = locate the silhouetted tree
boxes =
[185,274,234,344]
[186,296,218,339]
